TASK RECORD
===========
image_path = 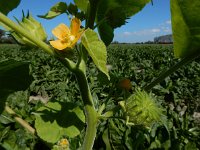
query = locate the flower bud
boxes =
[11,13,47,47]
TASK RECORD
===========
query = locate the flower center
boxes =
[69,35,75,41]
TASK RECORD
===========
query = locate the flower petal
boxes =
[50,40,70,50]
[52,24,71,40]
[70,18,81,35]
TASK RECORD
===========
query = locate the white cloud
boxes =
[157,20,172,33]
[160,26,172,33]
[122,28,161,37]
[163,27,171,33]
[123,31,132,36]
[117,20,172,42]
[151,28,161,33]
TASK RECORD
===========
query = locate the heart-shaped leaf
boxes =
[35,101,85,143]
[74,0,89,13]
[81,29,110,79]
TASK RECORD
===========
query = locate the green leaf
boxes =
[0,126,10,141]
[81,29,110,79]
[35,101,85,144]
[0,60,32,114]
[102,128,112,150]
[97,71,110,86]
[171,0,200,58]
[0,0,20,15]
[98,22,114,46]
[108,119,127,149]
[38,2,67,19]
[74,0,89,12]
[67,3,78,15]
[97,0,150,45]
[0,114,14,124]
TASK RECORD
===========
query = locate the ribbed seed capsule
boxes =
[125,89,164,126]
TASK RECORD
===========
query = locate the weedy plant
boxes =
[0,0,200,149]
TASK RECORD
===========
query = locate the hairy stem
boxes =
[5,105,35,135]
[82,1,102,147]
[74,69,98,150]
[143,52,200,91]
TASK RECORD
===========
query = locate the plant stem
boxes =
[74,69,98,150]
[5,105,35,135]
[86,0,99,29]
[56,56,76,72]
[78,1,100,145]
[143,52,200,92]
[0,12,54,55]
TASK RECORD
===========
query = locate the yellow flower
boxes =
[58,138,69,148]
[50,17,83,50]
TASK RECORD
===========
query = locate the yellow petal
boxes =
[52,24,71,40]
[50,40,70,50]
[70,18,81,35]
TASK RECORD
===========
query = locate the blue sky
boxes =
[7,0,171,43]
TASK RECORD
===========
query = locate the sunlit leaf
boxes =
[0,60,32,114]
[0,0,20,15]
[81,29,110,79]
[171,0,200,58]
[35,101,85,144]
[74,0,89,13]
[38,2,67,19]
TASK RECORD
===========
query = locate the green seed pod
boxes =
[125,89,164,126]
[11,12,47,47]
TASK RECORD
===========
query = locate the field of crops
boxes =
[0,44,200,149]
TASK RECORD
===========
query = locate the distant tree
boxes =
[144,40,154,44]
[0,30,16,44]
[5,34,17,44]
[112,41,119,44]
[0,29,5,37]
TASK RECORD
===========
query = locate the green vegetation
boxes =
[0,0,200,149]
[0,44,199,149]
